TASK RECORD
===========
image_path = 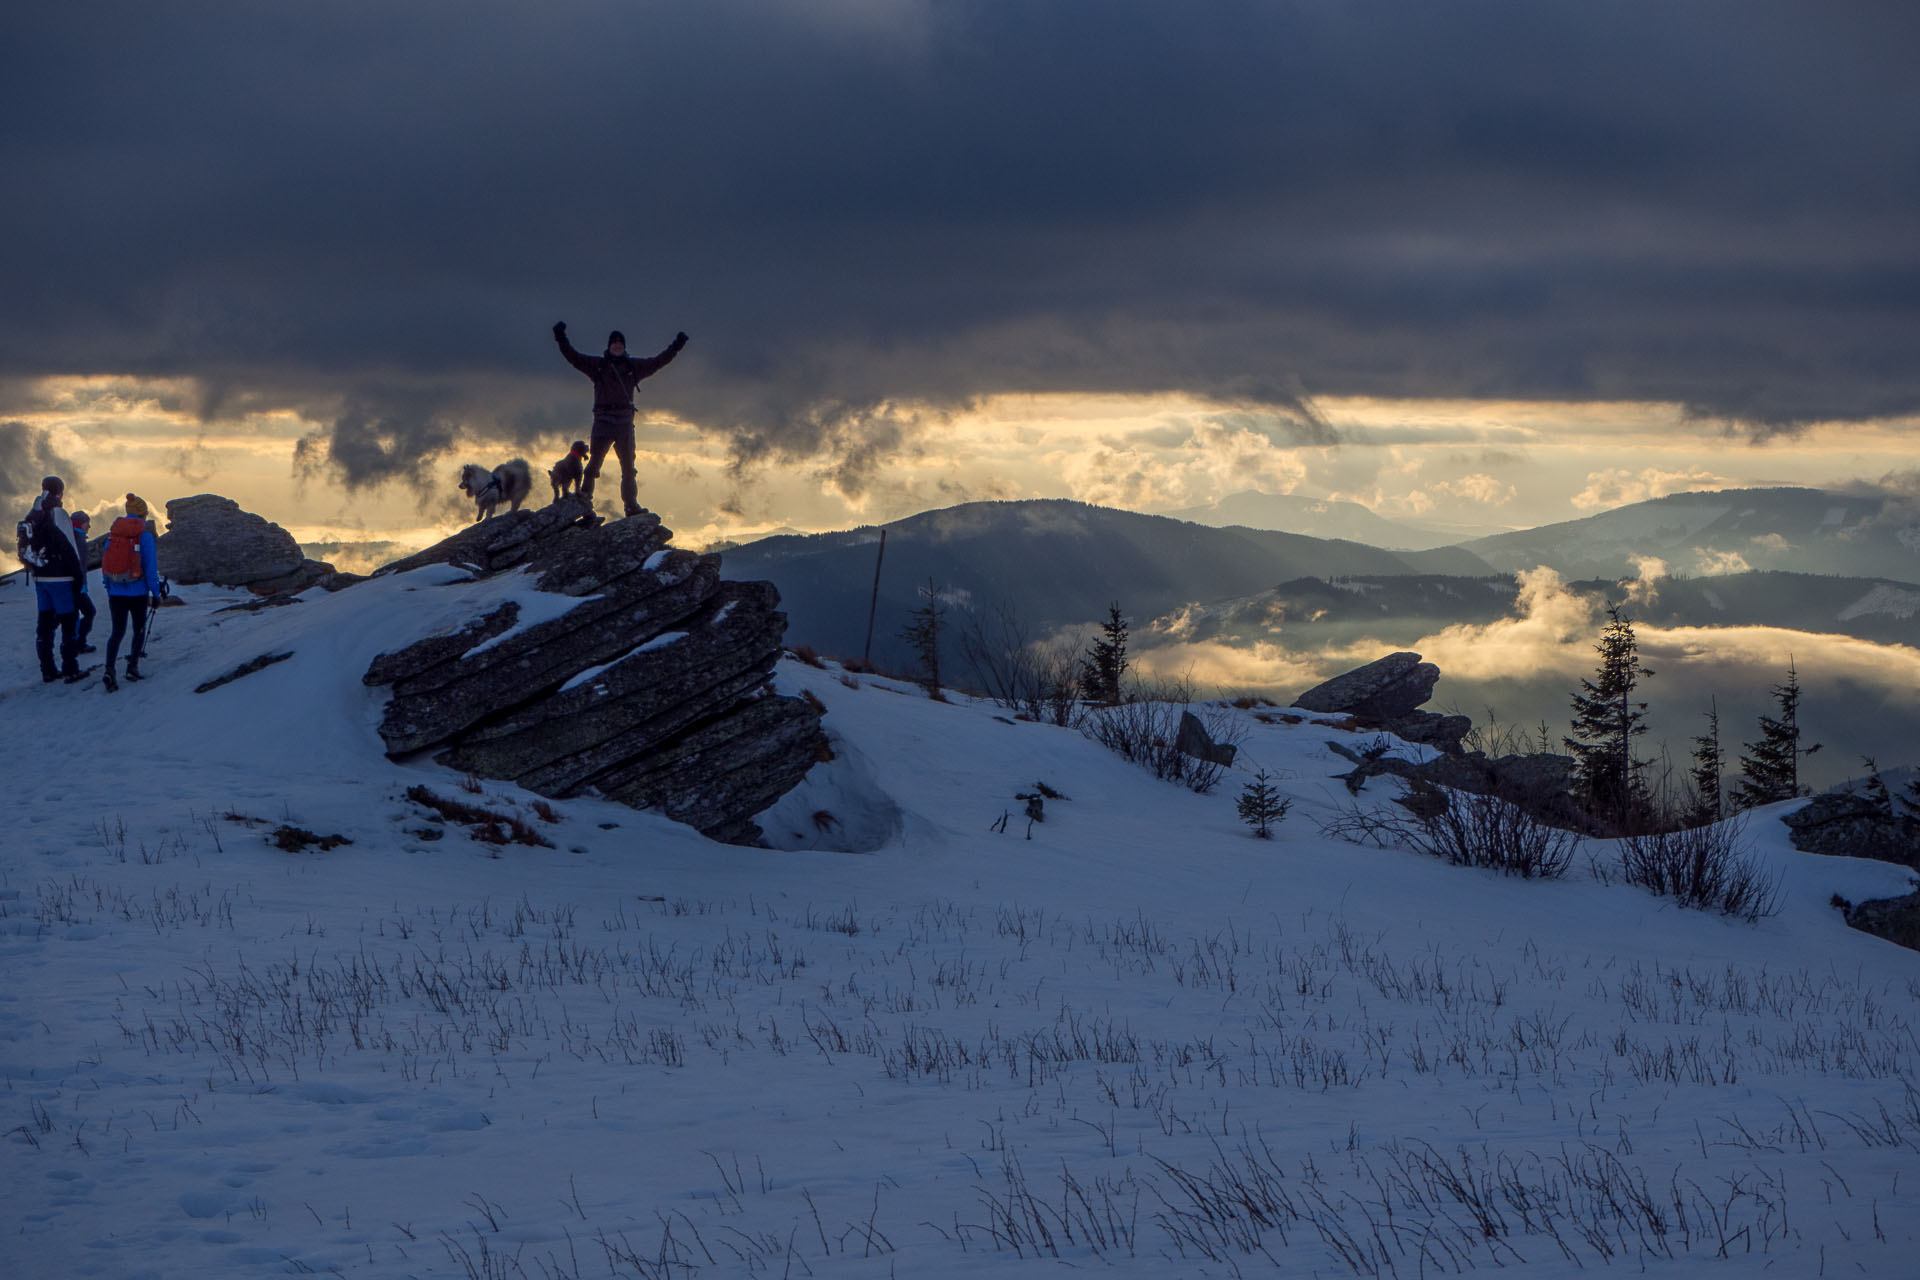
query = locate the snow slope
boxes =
[5,572,1920,1278]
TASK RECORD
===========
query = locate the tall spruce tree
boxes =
[1080,602,1129,705]
[1687,700,1724,827]
[1564,604,1654,830]
[1733,657,1821,808]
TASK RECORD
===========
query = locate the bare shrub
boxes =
[1402,780,1581,878]
[1320,778,1578,879]
[1081,687,1243,795]
[406,785,554,848]
[957,601,1082,726]
[1618,814,1781,921]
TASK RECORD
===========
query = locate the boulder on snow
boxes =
[1175,711,1237,767]
[1383,709,1474,754]
[1293,653,1471,754]
[157,494,345,595]
[1782,793,1920,869]
[1842,891,1920,952]
[1294,652,1440,721]
[363,496,825,846]
[1328,739,1582,830]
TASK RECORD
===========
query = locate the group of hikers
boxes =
[11,321,681,690]
[16,477,163,691]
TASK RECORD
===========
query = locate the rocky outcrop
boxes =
[1783,794,1920,870]
[1293,652,1469,753]
[363,496,825,845]
[1296,652,1438,719]
[1842,892,1920,952]
[1329,738,1582,828]
[158,494,351,594]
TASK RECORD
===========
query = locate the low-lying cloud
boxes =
[1130,563,1920,785]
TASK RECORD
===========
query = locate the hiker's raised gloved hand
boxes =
[671,331,688,349]
[552,321,567,340]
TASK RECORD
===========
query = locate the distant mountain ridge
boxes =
[721,499,1494,667]
[1162,490,1505,548]
[1462,486,1920,581]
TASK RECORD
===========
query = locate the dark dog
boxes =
[548,440,589,501]
[457,459,533,522]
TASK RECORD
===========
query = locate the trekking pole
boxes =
[140,581,168,656]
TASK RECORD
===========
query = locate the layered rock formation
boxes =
[1786,793,1920,954]
[1782,793,1920,869]
[1293,651,1472,754]
[158,494,350,594]
[363,496,825,845]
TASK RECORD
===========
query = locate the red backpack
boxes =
[101,516,146,584]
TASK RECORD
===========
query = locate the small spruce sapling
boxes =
[1237,769,1291,839]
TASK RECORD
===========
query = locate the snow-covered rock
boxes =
[363,499,824,844]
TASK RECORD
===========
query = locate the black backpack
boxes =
[15,506,66,576]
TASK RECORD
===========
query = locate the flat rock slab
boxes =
[1293,651,1440,720]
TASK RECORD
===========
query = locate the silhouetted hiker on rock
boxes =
[552,322,688,518]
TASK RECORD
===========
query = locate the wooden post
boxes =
[861,527,887,666]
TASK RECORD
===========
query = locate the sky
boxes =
[4,1,1918,551]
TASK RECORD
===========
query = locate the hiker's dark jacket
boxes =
[556,332,686,434]
[24,494,84,584]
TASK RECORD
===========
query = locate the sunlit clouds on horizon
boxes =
[9,375,1920,554]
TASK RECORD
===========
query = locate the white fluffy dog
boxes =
[458,459,533,521]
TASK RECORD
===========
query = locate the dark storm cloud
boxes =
[291,387,467,497]
[3,0,1917,491]
[0,422,80,513]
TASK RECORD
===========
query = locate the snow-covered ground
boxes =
[5,570,1920,1279]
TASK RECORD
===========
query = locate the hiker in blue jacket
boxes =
[21,476,86,683]
[69,508,98,654]
[99,493,162,693]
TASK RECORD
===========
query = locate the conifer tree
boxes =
[1080,602,1129,705]
[1859,757,1894,817]
[1237,769,1291,838]
[1733,657,1821,809]
[1687,700,1724,827]
[898,578,946,695]
[1564,604,1654,830]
